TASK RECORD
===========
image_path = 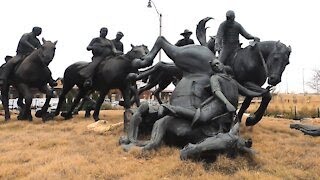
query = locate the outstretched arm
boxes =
[239,24,260,41]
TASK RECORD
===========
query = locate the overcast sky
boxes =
[0,0,319,93]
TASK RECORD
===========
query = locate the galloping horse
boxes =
[0,38,58,121]
[55,45,149,121]
[197,17,291,126]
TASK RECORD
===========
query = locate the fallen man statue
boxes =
[290,123,320,137]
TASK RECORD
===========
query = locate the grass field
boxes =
[246,93,320,118]
[0,110,320,179]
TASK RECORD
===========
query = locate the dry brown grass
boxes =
[247,94,320,118]
[0,110,320,179]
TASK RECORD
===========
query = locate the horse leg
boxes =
[121,86,134,131]
[145,36,180,62]
[138,81,158,95]
[1,84,10,120]
[36,85,54,122]
[154,79,172,104]
[153,87,163,104]
[16,83,33,121]
[92,90,108,121]
[17,93,25,120]
[246,91,271,126]
[133,36,180,69]
[130,83,140,107]
[62,89,86,120]
[238,97,253,122]
[55,81,75,116]
[17,93,25,110]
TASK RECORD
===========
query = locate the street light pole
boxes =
[147,0,162,62]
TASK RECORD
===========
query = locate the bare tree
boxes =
[307,69,320,93]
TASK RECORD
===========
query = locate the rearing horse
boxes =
[197,17,291,126]
[1,38,57,121]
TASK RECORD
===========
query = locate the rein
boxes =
[256,43,269,77]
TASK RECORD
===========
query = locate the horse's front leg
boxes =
[92,90,108,121]
[239,82,271,126]
[61,89,87,120]
[16,83,33,121]
[246,91,271,126]
[36,85,54,122]
[1,84,10,120]
[238,97,253,122]
[120,86,134,132]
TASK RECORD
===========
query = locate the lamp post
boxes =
[147,0,162,62]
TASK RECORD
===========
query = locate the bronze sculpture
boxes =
[79,27,122,88]
[112,31,124,52]
[215,10,260,65]
[0,27,55,87]
[197,17,291,126]
[175,29,195,47]
[55,45,149,121]
[0,38,58,121]
[180,121,255,160]
[290,123,320,136]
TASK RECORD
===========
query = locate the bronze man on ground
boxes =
[180,120,255,160]
[215,10,260,65]
[0,27,56,86]
[175,29,195,47]
[79,27,122,88]
[112,31,124,52]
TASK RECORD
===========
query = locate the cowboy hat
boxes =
[180,29,192,36]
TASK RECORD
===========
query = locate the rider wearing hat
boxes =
[175,29,195,47]
[215,10,260,65]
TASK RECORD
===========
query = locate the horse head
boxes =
[39,38,58,66]
[265,41,291,86]
[126,44,149,60]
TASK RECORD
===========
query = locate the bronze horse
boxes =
[55,45,149,121]
[0,38,58,121]
[197,17,291,126]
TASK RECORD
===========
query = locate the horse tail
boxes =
[196,17,214,46]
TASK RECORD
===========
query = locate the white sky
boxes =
[0,0,319,93]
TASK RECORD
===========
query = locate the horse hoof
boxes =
[18,115,26,120]
[42,113,54,122]
[119,136,130,145]
[5,115,10,121]
[35,110,43,118]
[61,112,73,120]
[54,111,60,117]
[93,114,100,121]
[245,115,258,126]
